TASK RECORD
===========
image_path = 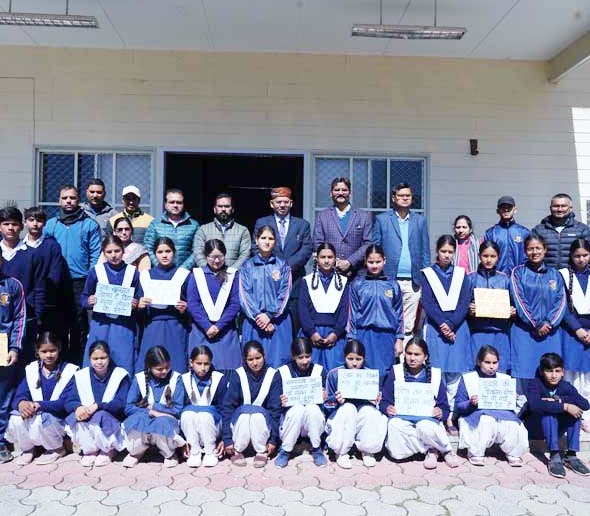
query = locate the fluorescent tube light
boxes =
[352,23,466,40]
[0,12,98,27]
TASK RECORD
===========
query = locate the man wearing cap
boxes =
[193,192,251,269]
[483,196,531,274]
[372,182,430,343]
[143,188,199,270]
[533,193,590,269]
[80,178,117,237]
[253,187,313,333]
[107,185,154,245]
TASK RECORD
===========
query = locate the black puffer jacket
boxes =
[532,213,590,269]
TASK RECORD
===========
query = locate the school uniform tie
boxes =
[278,218,287,249]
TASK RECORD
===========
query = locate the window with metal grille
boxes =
[37,150,153,218]
[313,155,427,217]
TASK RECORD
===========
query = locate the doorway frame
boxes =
[157,147,312,222]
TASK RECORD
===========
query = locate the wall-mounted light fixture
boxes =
[470,139,479,156]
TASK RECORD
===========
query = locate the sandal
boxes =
[253,453,268,468]
[230,452,246,467]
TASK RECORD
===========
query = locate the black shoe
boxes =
[0,445,13,464]
[564,456,590,476]
[548,457,566,478]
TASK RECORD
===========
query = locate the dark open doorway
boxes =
[164,152,305,231]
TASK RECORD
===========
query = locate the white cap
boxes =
[122,185,140,198]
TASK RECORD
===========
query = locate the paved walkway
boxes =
[2,449,590,515]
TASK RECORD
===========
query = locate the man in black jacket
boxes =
[533,193,590,269]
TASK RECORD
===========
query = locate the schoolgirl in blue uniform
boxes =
[0,255,26,464]
[324,339,387,469]
[380,338,459,469]
[222,340,282,468]
[82,235,140,373]
[421,234,471,432]
[455,345,528,467]
[510,234,566,381]
[239,226,292,368]
[559,238,590,432]
[65,341,130,467]
[123,346,185,468]
[298,243,349,371]
[526,352,590,478]
[468,241,513,373]
[136,237,190,374]
[6,332,78,465]
[275,338,328,468]
[187,239,241,371]
[348,245,404,378]
[180,345,227,468]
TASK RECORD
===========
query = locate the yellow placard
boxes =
[474,288,511,319]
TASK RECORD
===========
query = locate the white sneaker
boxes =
[80,454,96,467]
[122,454,140,468]
[202,454,218,467]
[468,454,485,466]
[35,448,65,465]
[163,456,178,468]
[94,451,112,467]
[15,451,34,465]
[186,454,202,468]
[336,454,352,469]
[361,453,376,467]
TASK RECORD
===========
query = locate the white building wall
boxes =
[0,46,589,242]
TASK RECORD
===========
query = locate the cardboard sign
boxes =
[478,377,516,411]
[142,280,180,306]
[338,369,379,401]
[0,333,8,366]
[474,288,511,319]
[93,283,134,317]
[283,376,324,406]
[394,382,434,417]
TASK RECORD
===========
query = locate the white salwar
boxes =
[325,403,387,455]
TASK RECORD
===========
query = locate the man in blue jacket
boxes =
[44,184,101,364]
[372,182,430,342]
[143,188,199,269]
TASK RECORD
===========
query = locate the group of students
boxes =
[2,200,590,478]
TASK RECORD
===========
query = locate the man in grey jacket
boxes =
[193,193,251,269]
[80,178,117,237]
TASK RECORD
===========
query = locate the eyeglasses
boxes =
[207,255,224,261]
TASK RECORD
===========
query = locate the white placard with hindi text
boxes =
[93,283,134,317]
[474,288,511,319]
[394,382,434,417]
[478,377,516,411]
[283,376,324,407]
[142,280,181,306]
[338,369,379,401]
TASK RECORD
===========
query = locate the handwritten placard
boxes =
[283,376,324,407]
[142,280,180,306]
[474,288,511,319]
[93,283,134,317]
[338,369,379,400]
[394,382,434,417]
[0,333,8,366]
[478,377,516,411]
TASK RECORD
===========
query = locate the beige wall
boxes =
[0,45,589,241]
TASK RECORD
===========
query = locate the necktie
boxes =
[279,218,287,249]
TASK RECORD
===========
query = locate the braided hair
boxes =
[35,331,62,388]
[403,338,431,383]
[138,346,173,408]
[204,239,228,284]
[188,345,214,404]
[566,239,590,312]
[311,242,343,291]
